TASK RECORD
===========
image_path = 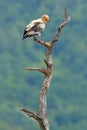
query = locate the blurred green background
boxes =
[0,0,87,130]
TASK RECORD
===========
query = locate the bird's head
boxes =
[42,14,50,23]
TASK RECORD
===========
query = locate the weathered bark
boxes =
[19,9,70,130]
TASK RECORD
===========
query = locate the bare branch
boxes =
[19,108,40,120]
[64,8,67,18]
[50,9,71,46]
[19,108,49,130]
[23,67,48,75]
[34,37,50,48]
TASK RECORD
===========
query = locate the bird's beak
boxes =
[47,19,50,22]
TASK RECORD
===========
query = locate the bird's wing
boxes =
[23,19,42,35]
[26,19,42,29]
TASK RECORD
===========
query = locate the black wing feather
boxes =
[22,22,41,39]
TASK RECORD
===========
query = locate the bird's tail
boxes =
[22,33,34,40]
[22,35,28,40]
[22,35,27,40]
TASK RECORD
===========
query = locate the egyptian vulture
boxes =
[22,14,49,39]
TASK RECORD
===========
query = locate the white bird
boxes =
[22,14,49,39]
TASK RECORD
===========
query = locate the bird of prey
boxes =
[22,14,49,39]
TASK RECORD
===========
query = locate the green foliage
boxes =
[0,0,87,130]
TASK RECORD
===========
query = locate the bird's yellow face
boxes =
[42,15,49,23]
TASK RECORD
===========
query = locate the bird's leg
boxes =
[34,34,41,40]
[34,35,38,40]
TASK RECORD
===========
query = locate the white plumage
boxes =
[22,14,49,39]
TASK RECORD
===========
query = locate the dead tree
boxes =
[18,9,70,130]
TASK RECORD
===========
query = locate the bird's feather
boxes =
[22,17,47,39]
